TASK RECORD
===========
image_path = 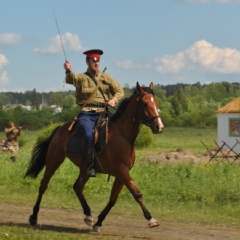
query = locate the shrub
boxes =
[135,125,154,149]
[37,122,63,142]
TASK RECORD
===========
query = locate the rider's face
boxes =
[87,58,100,72]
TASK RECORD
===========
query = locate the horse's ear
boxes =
[149,82,154,90]
[136,82,142,93]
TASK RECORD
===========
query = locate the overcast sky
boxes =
[1,0,240,92]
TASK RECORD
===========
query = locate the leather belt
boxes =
[82,107,105,112]
[85,104,106,108]
[81,103,106,112]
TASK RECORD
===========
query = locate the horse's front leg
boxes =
[122,172,159,228]
[93,177,124,232]
[73,171,93,227]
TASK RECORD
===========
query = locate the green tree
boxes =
[0,109,9,130]
[170,88,188,116]
[50,92,64,107]
[31,88,39,110]
[204,83,227,102]
[62,95,76,110]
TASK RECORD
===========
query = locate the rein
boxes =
[136,94,160,127]
[110,91,160,144]
[110,92,160,126]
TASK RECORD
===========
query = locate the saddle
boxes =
[93,112,109,154]
[66,112,109,157]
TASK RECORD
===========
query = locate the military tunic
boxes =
[65,68,124,146]
[65,69,124,109]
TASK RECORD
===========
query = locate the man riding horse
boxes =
[64,49,124,177]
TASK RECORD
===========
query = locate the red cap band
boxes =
[83,49,103,59]
[86,53,100,59]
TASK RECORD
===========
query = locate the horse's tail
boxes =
[24,126,60,179]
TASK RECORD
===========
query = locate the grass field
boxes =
[0,127,240,239]
[139,127,218,155]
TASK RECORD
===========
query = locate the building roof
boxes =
[216,97,240,113]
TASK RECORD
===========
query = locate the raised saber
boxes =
[52,8,67,61]
[52,8,67,87]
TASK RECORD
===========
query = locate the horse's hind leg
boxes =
[93,177,124,232]
[72,171,93,227]
[29,156,65,226]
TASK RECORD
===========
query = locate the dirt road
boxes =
[0,203,239,240]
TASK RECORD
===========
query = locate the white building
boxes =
[216,97,240,153]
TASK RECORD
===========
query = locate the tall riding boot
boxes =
[85,146,96,177]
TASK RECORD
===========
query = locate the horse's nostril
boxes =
[155,124,161,132]
[155,124,164,133]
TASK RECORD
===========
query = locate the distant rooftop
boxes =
[216,97,240,113]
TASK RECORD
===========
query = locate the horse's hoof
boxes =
[93,225,101,232]
[148,218,159,228]
[84,216,93,226]
[29,215,37,226]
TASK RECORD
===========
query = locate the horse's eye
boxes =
[143,103,148,108]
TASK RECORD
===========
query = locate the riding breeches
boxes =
[77,111,101,146]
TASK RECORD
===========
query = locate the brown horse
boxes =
[25,82,164,232]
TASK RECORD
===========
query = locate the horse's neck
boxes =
[115,97,141,143]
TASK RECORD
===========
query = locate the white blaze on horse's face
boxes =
[151,96,164,133]
[137,82,164,134]
[141,93,164,134]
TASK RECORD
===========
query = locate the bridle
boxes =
[110,90,160,144]
[136,92,160,127]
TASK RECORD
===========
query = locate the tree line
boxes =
[0,81,239,131]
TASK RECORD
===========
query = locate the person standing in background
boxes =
[4,121,22,162]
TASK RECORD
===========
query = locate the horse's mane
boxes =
[110,85,154,122]
[110,95,134,122]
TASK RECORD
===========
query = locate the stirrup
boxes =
[87,166,96,177]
